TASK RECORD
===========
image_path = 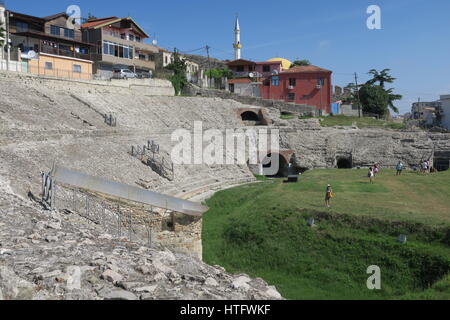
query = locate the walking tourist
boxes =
[368,167,374,183]
[325,184,333,208]
[396,161,404,176]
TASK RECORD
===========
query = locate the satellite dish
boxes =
[28,50,37,59]
[152,39,158,46]
[249,72,254,78]
[22,50,38,60]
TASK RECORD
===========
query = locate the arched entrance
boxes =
[262,153,289,177]
[336,157,353,169]
[241,111,260,122]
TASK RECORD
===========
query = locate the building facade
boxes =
[81,17,158,78]
[260,65,333,114]
[156,48,201,83]
[227,59,283,80]
[439,95,450,130]
[6,10,94,79]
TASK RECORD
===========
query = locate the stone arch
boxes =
[261,150,294,177]
[241,111,260,122]
[237,108,273,126]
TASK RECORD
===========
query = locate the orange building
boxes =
[8,11,94,80]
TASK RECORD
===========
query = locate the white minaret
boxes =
[233,16,242,60]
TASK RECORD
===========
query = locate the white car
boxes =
[112,68,137,79]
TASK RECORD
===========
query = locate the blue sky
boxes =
[6,0,450,114]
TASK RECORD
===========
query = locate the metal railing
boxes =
[130,140,175,181]
[40,45,92,61]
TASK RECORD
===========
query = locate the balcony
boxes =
[40,45,92,61]
[232,71,262,78]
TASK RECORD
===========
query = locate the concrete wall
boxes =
[0,69,175,96]
[339,104,360,116]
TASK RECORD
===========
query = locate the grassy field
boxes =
[202,169,450,300]
[293,115,406,130]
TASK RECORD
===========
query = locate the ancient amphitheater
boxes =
[1,70,449,300]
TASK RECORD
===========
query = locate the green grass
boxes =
[320,115,406,129]
[295,115,406,130]
[202,169,450,300]
[280,114,295,120]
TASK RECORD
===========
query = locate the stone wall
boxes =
[183,84,318,117]
[281,119,450,170]
[0,70,175,96]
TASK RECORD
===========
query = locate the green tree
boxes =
[0,27,5,47]
[361,69,402,116]
[291,59,311,67]
[205,68,233,79]
[366,69,396,88]
[386,88,402,114]
[165,50,188,96]
[359,84,390,117]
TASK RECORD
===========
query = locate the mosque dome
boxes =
[267,58,292,70]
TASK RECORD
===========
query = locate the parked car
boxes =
[112,69,137,79]
[137,71,153,79]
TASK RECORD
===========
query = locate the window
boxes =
[64,28,75,38]
[73,64,82,73]
[236,66,244,72]
[103,41,109,55]
[129,34,135,41]
[272,76,280,86]
[317,78,325,86]
[139,54,146,60]
[289,78,296,87]
[124,47,129,59]
[120,33,126,39]
[45,62,53,70]
[50,25,60,36]
[263,65,270,73]
[135,36,141,42]
[288,93,295,101]
[16,21,29,32]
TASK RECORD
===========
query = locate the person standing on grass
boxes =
[325,184,333,208]
[396,161,404,176]
[374,163,380,176]
[368,167,374,183]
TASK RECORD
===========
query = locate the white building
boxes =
[439,95,450,130]
[157,48,200,82]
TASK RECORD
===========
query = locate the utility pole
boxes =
[205,45,211,89]
[354,72,362,118]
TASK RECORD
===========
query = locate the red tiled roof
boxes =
[227,59,256,66]
[282,65,332,73]
[228,78,252,84]
[81,17,119,29]
[255,61,282,65]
